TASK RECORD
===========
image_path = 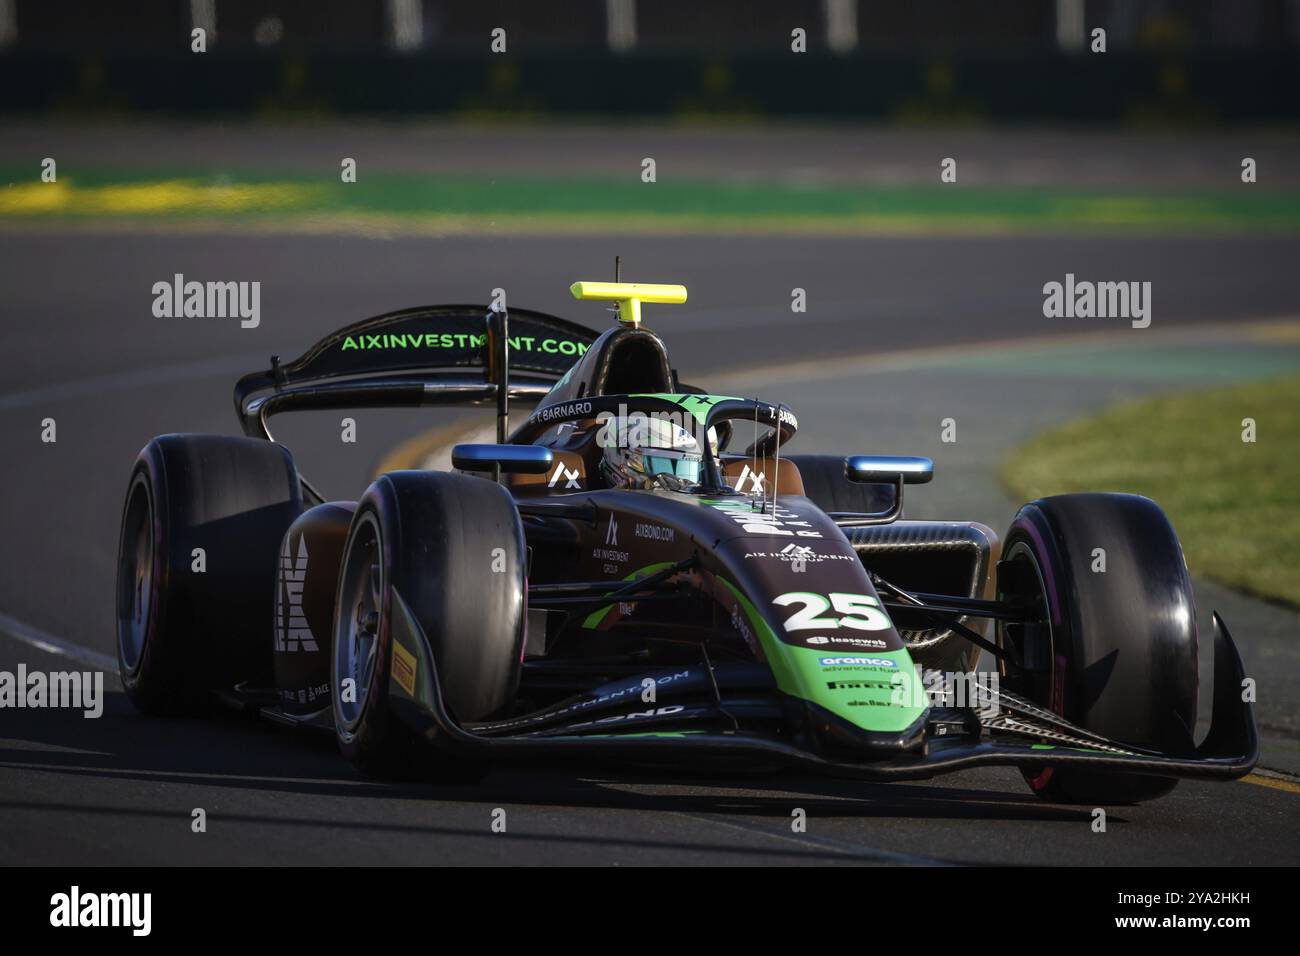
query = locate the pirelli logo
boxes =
[392,640,418,696]
[826,680,894,691]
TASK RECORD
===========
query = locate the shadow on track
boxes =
[1,688,1104,833]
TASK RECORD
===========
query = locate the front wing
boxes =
[386,591,1258,783]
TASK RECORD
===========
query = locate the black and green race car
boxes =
[115,279,1257,804]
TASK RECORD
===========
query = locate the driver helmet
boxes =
[600,415,704,491]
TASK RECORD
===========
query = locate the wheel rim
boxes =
[997,539,1058,707]
[334,513,383,732]
[998,538,1066,790]
[116,475,154,675]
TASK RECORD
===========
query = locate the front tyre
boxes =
[332,471,526,782]
[998,493,1198,805]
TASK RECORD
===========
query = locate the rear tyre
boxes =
[786,454,897,515]
[116,434,303,715]
[998,493,1198,805]
[332,471,526,782]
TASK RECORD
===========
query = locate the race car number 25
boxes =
[772,592,892,632]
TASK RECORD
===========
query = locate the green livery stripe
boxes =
[629,393,741,423]
[719,578,927,734]
[718,579,801,692]
[581,562,677,629]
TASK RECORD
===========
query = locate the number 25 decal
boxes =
[772,592,892,632]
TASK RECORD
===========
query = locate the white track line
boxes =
[0,610,119,673]
[705,314,1300,389]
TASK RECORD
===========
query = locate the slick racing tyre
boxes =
[786,454,897,516]
[332,471,526,782]
[116,434,304,715]
[997,493,1198,805]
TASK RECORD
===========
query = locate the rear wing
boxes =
[233,305,599,441]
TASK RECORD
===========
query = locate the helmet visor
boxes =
[645,454,700,484]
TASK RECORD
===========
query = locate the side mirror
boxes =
[845,455,934,485]
[452,444,553,474]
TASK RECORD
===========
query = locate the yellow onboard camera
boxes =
[569,281,688,327]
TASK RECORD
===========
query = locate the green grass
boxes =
[1003,375,1300,608]
[4,166,1300,234]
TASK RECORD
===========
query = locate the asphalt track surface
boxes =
[9,120,1300,187]
[2,228,1300,865]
